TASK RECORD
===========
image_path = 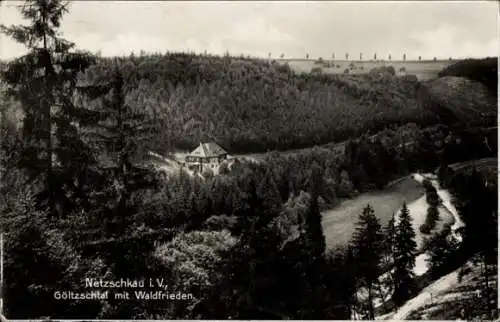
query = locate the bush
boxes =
[344,68,350,74]
[420,223,431,235]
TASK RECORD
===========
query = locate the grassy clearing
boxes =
[322,176,422,249]
[321,173,457,250]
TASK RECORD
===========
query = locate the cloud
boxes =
[0,1,497,60]
[409,23,498,59]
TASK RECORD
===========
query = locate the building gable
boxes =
[188,142,227,158]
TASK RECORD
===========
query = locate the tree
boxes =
[306,53,309,60]
[153,229,238,318]
[393,202,417,305]
[403,53,406,61]
[437,161,454,188]
[388,53,392,61]
[424,180,440,207]
[345,52,349,60]
[359,53,363,61]
[424,225,459,277]
[350,204,384,319]
[382,215,396,267]
[418,56,422,61]
[379,215,396,309]
[332,53,335,60]
[303,164,326,260]
[77,69,157,244]
[1,0,97,217]
[451,168,498,318]
[373,53,377,60]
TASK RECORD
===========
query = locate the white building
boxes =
[184,142,229,173]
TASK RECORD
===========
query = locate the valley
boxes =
[0,1,497,319]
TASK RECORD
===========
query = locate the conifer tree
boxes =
[382,215,396,264]
[303,164,326,260]
[1,0,97,216]
[393,202,417,305]
[350,204,384,320]
[77,69,157,239]
[380,214,396,301]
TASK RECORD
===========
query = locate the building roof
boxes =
[189,142,227,158]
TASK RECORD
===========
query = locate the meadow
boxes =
[322,175,422,248]
[321,172,458,250]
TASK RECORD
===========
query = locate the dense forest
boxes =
[0,0,497,320]
[78,53,428,153]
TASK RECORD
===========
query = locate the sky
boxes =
[0,1,498,60]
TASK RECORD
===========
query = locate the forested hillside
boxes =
[77,53,428,153]
[438,57,497,95]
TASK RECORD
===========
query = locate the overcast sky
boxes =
[0,1,498,60]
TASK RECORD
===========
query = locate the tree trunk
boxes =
[367,283,375,320]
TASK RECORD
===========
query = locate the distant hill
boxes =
[438,57,497,95]
[419,58,498,128]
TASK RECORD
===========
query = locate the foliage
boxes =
[152,229,238,318]
[420,76,497,128]
[73,52,427,153]
[392,202,417,305]
[350,204,384,319]
[1,0,98,217]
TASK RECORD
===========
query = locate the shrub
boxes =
[420,223,431,235]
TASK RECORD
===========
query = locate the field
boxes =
[278,59,455,80]
[321,174,457,250]
[322,176,422,248]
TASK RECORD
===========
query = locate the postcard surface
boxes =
[0,1,498,320]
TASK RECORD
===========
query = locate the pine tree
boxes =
[437,161,453,189]
[393,202,417,305]
[1,0,97,216]
[380,215,396,299]
[350,204,384,320]
[383,215,396,260]
[77,69,157,240]
[424,225,457,277]
[303,189,326,261]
